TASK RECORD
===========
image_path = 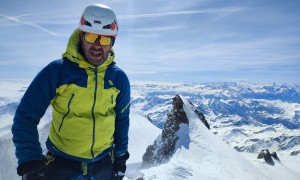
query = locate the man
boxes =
[12,4,130,180]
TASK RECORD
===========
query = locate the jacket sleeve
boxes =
[114,72,130,156]
[12,62,59,164]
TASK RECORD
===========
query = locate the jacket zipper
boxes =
[59,93,74,132]
[90,66,98,158]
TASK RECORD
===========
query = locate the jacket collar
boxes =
[62,28,115,69]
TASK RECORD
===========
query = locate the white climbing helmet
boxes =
[79,4,118,36]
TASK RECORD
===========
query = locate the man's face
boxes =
[81,32,113,66]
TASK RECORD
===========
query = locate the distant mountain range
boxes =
[131,81,300,155]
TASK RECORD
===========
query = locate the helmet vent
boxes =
[103,24,112,29]
[94,20,102,24]
[103,21,118,30]
[84,20,92,27]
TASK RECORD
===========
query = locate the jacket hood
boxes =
[62,28,115,69]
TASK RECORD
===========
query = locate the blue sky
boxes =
[0,0,299,84]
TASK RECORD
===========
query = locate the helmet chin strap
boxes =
[111,37,115,46]
[77,41,85,57]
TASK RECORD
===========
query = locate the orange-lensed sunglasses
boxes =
[83,33,112,46]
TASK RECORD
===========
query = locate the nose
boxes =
[91,39,102,50]
[93,39,101,46]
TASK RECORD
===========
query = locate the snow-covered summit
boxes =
[141,95,209,167]
[135,95,300,179]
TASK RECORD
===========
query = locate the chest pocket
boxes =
[51,84,85,133]
[52,84,79,113]
[97,87,120,116]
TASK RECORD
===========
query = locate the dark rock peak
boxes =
[142,95,210,167]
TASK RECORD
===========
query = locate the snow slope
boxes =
[125,109,162,179]
[128,97,300,180]
[241,153,300,180]
[135,98,268,180]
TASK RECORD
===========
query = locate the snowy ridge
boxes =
[133,96,300,179]
[141,95,210,168]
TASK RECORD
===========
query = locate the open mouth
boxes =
[90,49,103,58]
[91,51,102,57]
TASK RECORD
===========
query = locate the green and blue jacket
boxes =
[12,29,130,164]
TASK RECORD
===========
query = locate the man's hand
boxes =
[17,160,46,180]
[112,152,130,180]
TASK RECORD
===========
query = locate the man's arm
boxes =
[112,71,130,180]
[12,61,59,164]
[114,72,130,156]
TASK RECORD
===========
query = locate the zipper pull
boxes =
[94,66,98,72]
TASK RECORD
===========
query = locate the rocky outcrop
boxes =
[142,95,209,167]
[257,149,281,165]
[291,150,300,156]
